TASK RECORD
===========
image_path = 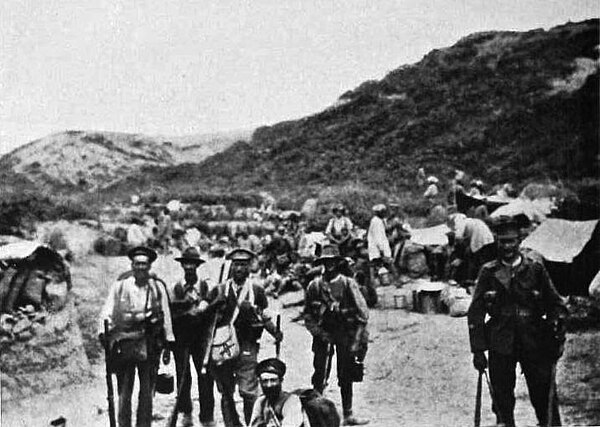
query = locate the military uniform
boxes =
[304,245,369,425]
[468,252,567,426]
[169,267,215,425]
[99,246,174,427]
[208,249,280,427]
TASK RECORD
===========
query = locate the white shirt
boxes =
[367,216,391,261]
[98,275,175,342]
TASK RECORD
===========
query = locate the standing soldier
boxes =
[99,246,175,427]
[468,217,567,427]
[304,245,370,426]
[208,249,283,427]
[169,247,216,427]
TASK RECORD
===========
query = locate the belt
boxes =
[499,307,536,317]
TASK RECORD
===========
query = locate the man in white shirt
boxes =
[367,204,396,285]
[99,246,174,427]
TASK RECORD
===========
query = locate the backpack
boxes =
[296,388,340,427]
[258,388,340,427]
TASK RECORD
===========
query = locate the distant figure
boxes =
[447,214,495,285]
[416,167,426,187]
[325,204,353,256]
[423,176,440,199]
[468,179,485,197]
[449,169,467,206]
[367,204,396,285]
[495,183,516,199]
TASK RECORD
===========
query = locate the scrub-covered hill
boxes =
[107,19,598,202]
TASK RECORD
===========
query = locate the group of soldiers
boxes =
[99,199,568,427]
[99,236,370,427]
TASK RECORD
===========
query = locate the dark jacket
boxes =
[468,252,567,356]
[304,274,369,347]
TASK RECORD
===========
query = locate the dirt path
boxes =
[1,254,594,426]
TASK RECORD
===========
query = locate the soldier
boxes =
[99,246,175,427]
[249,358,304,427]
[304,245,369,426]
[169,247,215,427]
[468,217,567,427]
[208,249,283,427]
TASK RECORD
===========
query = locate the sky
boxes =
[1,0,598,154]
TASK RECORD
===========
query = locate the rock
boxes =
[21,304,35,314]
[16,330,33,341]
[13,318,33,334]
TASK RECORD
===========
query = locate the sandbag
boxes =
[449,297,471,317]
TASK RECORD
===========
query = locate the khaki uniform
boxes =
[468,253,567,426]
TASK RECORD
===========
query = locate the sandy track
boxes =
[0,254,593,426]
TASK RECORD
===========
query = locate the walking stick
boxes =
[483,369,502,426]
[103,320,117,427]
[166,347,190,427]
[474,371,483,427]
[275,314,281,359]
[547,361,557,427]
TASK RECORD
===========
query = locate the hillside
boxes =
[104,19,598,203]
[0,129,252,192]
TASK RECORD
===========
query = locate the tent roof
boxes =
[0,241,45,261]
[410,224,450,247]
[521,219,598,263]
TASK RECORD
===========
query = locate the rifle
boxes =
[103,320,117,427]
[547,361,557,427]
[166,346,190,427]
[474,371,482,427]
[200,261,227,375]
[483,370,502,426]
[275,314,281,359]
[322,343,335,392]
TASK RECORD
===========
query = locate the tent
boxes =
[490,198,556,223]
[455,190,510,215]
[521,219,600,296]
[410,224,450,247]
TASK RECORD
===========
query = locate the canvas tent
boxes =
[455,190,510,215]
[521,219,600,296]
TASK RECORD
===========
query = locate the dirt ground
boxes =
[1,254,599,426]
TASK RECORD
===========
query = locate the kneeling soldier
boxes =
[249,358,304,427]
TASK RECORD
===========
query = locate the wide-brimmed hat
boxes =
[313,244,343,265]
[256,358,287,379]
[372,204,387,213]
[427,176,439,184]
[491,215,530,237]
[225,248,256,262]
[175,247,205,265]
[127,246,157,263]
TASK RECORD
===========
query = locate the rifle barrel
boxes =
[103,320,117,427]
